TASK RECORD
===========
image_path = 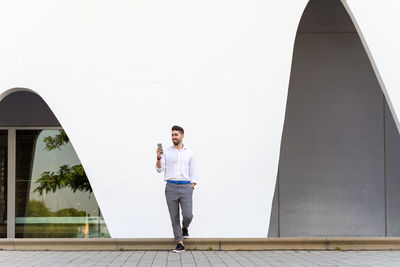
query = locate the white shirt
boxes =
[156,145,198,183]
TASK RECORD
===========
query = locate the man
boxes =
[156,125,197,253]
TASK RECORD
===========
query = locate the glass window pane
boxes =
[15,130,110,238]
[0,131,6,238]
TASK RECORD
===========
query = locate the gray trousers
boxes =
[165,182,193,242]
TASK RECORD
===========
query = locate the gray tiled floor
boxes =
[0,250,400,266]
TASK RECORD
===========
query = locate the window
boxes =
[13,130,110,238]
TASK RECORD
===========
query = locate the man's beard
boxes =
[173,139,181,145]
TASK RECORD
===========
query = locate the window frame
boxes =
[0,127,62,238]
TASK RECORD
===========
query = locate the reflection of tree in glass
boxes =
[28,199,87,217]
[28,199,51,217]
[25,200,89,238]
[43,130,69,150]
[34,130,92,195]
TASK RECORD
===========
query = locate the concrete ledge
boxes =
[116,238,172,251]
[0,238,400,251]
[220,238,327,250]
[0,239,15,251]
[14,238,116,251]
[116,238,220,251]
[326,237,400,251]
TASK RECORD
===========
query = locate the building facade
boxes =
[0,0,399,238]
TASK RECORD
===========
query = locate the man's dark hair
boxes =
[171,125,184,134]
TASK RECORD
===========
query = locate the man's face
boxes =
[172,130,184,146]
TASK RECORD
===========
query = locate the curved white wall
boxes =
[344,0,400,133]
[0,0,348,238]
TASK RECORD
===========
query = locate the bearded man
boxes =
[156,125,197,253]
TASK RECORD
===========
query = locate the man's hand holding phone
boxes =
[157,143,163,159]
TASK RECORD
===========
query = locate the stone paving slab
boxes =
[0,250,400,266]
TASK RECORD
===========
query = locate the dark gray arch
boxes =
[268,0,400,237]
[0,90,60,127]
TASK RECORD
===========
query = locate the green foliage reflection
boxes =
[28,199,86,217]
[23,200,105,238]
[28,199,51,217]
[34,130,92,195]
[43,130,69,151]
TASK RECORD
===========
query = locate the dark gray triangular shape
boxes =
[268,0,400,237]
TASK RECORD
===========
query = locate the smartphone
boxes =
[157,143,162,149]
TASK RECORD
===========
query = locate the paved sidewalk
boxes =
[0,250,399,266]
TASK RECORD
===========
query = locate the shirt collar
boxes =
[171,144,187,150]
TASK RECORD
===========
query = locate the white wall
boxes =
[344,0,400,134]
[1,0,308,238]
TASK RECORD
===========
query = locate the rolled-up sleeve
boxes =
[155,155,165,173]
[189,153,197,183]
